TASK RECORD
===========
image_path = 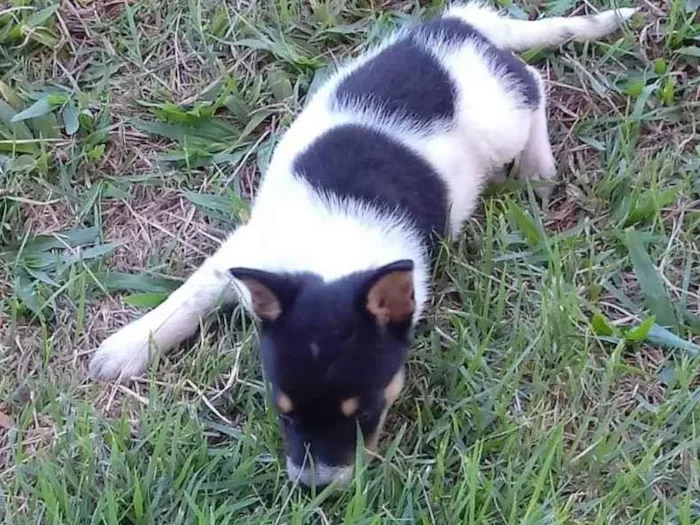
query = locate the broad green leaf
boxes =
[624,315,656,342]
[256,135,277,174]
[0,81,24,110]
[224,94,251,122]
[646,324,700,356]
[132,478,144,520]
[623,186,681,227]
[682,309,700,334]
[122,292,169,308]
[61,102,80,135]
[10,155,36,172]
[67,242,119,263]
[630,83,657,120]
[25,5,60,27]
[0,99,33,139]
[25,267,59,287]
[238,108,273,143]
[623,230,677,329]
[94,272,181,293]
[131,117,235,148]
[27,111,61,139]
[86,143,105,161]
[131,118,197,143]
[11,96,58,123]
[15,272,44,318]
[675,46,700,58]
[306,66,332,102]
[27,27,59,48]
[182,190,234,216]
[592,312,616,336]
[0,227,100,260]
[268,69,293,103]
[103,182,130,200]
[76,181,103,219]
[507,200,541,246]
[0,140,38,154]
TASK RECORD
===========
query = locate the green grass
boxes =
[1,0,699,522]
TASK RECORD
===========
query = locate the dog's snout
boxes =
[286,457,353,487]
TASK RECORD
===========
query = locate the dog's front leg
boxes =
[89,228,252,382]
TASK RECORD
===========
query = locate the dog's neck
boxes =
[237,173,432,322]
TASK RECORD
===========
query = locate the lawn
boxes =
[1,0,699,523]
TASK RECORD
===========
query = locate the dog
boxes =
[89,2,636,488]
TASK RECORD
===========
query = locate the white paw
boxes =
[616,8,639,21]
[518,155,557,198]
[597,7,639,34]
[89,321,153,382]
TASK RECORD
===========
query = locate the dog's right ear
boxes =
[228,268,300,323]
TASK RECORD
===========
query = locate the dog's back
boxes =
[249,2,636,278]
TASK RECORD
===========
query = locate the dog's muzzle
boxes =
[286,457,353,487]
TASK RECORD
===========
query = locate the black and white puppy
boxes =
[90,2,636,487]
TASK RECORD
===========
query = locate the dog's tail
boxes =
[445,2,637,52]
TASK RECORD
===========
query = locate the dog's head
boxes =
[229,259,414,487]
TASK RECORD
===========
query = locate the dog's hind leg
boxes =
[515,67,557,198]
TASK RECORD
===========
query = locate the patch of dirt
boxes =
[101,185,218,274]
[545,185,585,233]
[612,346,667,415]
[19,199,76,237]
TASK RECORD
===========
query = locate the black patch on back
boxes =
[413,17,488,44]
[415,17,540,108]
[333,38,456,123]
[333,17,539,117]
[293,124,448,243]
[487,47,540,107]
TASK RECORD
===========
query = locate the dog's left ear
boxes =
[229,268,300,322]
[363,260,415,325]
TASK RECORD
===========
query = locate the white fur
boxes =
[287,457,353,487]
[446,3,637,51]
[89,3,636,382]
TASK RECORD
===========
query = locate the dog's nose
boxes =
[286,457,353,487]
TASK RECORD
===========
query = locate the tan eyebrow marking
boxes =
[340,397,360,417]
[278,393,294,413]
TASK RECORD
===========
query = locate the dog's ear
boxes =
[363,260,415,326]
[229,268,299,322]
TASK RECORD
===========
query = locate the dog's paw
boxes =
[527,162,557,199]
[516,148,557,199]
[89,321,152,382]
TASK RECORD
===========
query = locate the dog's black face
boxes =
[229,260,414,487]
